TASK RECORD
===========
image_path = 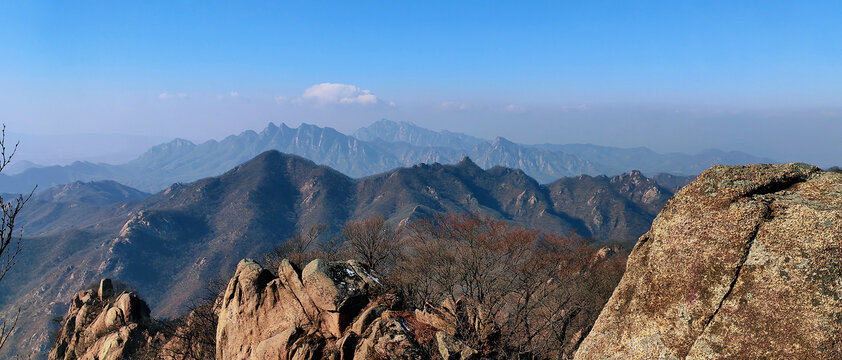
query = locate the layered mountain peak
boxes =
[354,119,484,150]
[455,156,481,171]
[160,138,196,149]
[264,121,280,132]
[491,136,515,147]
[610,169,649,186]
[236,149,315,170]
[35,180,149,205]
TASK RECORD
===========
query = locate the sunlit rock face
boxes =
[48,279,154,360]
[215,258,427,360]
[576,163,842,359]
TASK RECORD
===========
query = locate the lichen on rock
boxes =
[575,163,842,359]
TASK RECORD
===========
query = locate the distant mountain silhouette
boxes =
[34,180,148,205]
[2,151,672,356]
[0,120,771,194]
[357,119,774,179]
[535,142,773,177]
[354,118,485,150]
[15,181,149,239]
[4,160,43,175]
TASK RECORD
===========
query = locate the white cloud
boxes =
[300,83,379,105]
[561,104,589,111]
[274,95,288,103]
[216,91,240,100]
[504,104,523,112]
[159,92,188,100]
[439,101,471,111]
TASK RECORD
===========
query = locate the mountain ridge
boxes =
[0,120,764,193]
[353,118,485,150]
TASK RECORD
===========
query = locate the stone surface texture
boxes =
[215,258,436,360]
[48,279,153,360]
[575,163,842,359]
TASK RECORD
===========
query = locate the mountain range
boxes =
[3,150,675,357]
[0,120,768,193]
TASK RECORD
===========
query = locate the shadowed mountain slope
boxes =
[16,181,149,236]
[547,170,672,242]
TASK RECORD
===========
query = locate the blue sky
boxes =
[0,1,840,165]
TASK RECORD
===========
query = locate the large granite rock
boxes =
[48,279,154,360]
[215,258,425,360]
[575,163,842,359]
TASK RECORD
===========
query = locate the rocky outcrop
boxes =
[49,258,481,360]
[575,163,842,359]
[437,331,479,360]
[215,258,436,360]
[48,279,156,360]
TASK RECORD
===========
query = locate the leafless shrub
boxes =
[142,277,227,360]
[342,217,401,275]
[392,213,625,359]
[253,214,626,359]
[263,224,328,270]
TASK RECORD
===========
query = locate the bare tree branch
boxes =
[0,125,33,352]
[0,308,20,351]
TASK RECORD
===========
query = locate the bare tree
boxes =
[151,278,227,360]
[342,217,401,275]
[263,224,328,270]
[0,125,33,351]
[393,213,625,359]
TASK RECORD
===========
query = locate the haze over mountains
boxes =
[0,120,770,193]
[4,150,676,357]
[8,132,171,167]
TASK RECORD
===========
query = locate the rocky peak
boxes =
[161,138,196,151]
[455,156,482,172]
[264,121,280,133]
[48,279,154,360]
[216,258,478,360]
[490,136,515,148]
[216,258,419,359]
[575,163,841,359]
